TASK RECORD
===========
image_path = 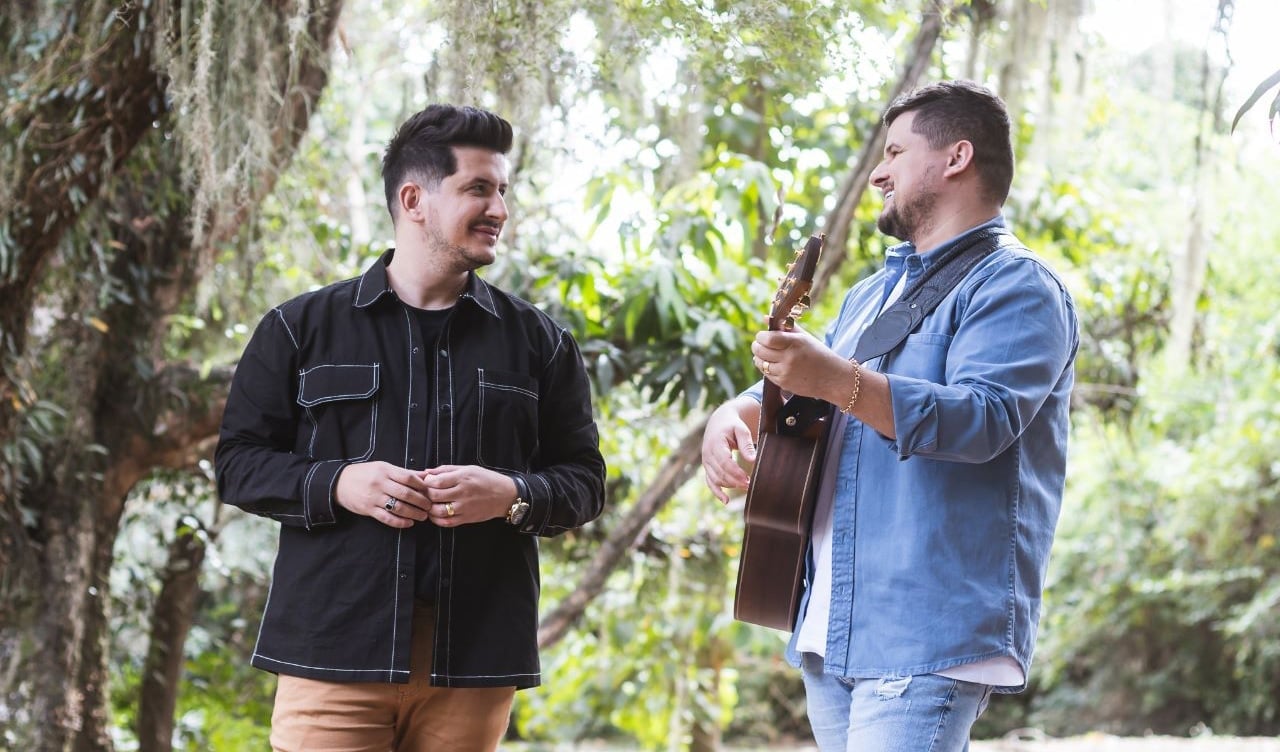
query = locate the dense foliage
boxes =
[4,0,1277,750]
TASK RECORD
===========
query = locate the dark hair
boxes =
[381,104,514,218]
[882,80,1014,205]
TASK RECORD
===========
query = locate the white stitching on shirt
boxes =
[297,364,380,406]
[390,527,403,681]
[548,327,567,363]
[254,653,411,677]
[273,308,299,350]
[480,381,538,399]
[302,460,322,528]
[476,369,539,469]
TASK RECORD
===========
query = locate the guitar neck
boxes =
[756,233,823,438]
[758,315,789,435]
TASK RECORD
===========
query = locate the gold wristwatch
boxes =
[506,475,530,526]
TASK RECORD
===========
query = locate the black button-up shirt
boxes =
[214,250,606,688]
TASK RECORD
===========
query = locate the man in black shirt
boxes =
[215,104,606,751]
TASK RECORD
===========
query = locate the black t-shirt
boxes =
[410,305,451,604]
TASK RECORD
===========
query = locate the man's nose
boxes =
[487,193,508,222]
[869,163,888,189]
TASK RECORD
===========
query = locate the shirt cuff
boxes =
[884,374,938,459]
[302,459,347,528]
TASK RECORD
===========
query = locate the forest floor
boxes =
[508,736,1280,751]
[970,735,1280,752]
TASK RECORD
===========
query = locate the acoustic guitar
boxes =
[734,234,832,632]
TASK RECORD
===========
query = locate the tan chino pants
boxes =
[270,604,515,752]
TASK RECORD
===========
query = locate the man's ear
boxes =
[398,182,424,220]
[943,141,975,177]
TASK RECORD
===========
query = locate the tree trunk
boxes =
[0,3,165,466]
[1166,1,1232,370]
[136,518,211,752]
[810,4,949,304]
[538,416,708,649]
[961,0,998,81]
[994,0,1049,125]
[537,8,956,653]
[0,2,343,749]
[1024,0,1088,171]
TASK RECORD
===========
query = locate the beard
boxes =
[425,218,497,274]
[876,205,908,240]
[877,169,940,243]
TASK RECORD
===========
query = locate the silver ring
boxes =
[384,497,397,512]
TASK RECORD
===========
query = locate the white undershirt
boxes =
[792,269,1024,687]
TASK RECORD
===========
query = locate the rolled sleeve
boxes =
[887,256,1077,462]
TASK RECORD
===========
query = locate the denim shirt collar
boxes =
[885,214,1006,282]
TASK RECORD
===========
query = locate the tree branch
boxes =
[810,4,950,303]
[535,5,956,651]
[136,517,210,752]
[539,414,709,649]
[1,4,166,450]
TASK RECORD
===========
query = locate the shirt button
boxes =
[412,347,419,354]
[410,402,418,409]
[439,349,448,358]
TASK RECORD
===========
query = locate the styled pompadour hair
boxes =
[380,104,513,218]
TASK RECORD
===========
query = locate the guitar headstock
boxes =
[769,233,825,328]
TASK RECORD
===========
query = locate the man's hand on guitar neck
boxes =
[701,397,761,504]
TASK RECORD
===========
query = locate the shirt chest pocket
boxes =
[885,332,951,383]
[297,363,381,461]
[476,368,539,472]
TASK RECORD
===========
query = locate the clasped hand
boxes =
[334,461,517,530]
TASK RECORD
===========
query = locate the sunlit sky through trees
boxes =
[1091,0,1279,142]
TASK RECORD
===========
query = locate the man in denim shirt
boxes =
[702,81,1077,750]
[216,105,605,751]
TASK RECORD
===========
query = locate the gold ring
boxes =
[446,502,455,517]
[762,361,771,376]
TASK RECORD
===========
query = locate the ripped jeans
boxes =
[800,653,993,752]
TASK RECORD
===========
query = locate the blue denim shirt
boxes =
[745,218,1077,692]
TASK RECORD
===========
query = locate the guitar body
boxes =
[729,229,1006,631]
[735,422,828,631]
[730,233,830,632]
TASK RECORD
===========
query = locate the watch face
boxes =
[509,501,529,525]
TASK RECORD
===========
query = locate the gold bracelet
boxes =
[840,358,862,415]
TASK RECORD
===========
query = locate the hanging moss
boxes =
[151,0,332,246]
[0,1,332,249]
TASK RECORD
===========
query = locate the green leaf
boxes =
[1230,67,1280,133]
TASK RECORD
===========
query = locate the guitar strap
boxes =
[777,226,1021,435]
[852,226,1018,363]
